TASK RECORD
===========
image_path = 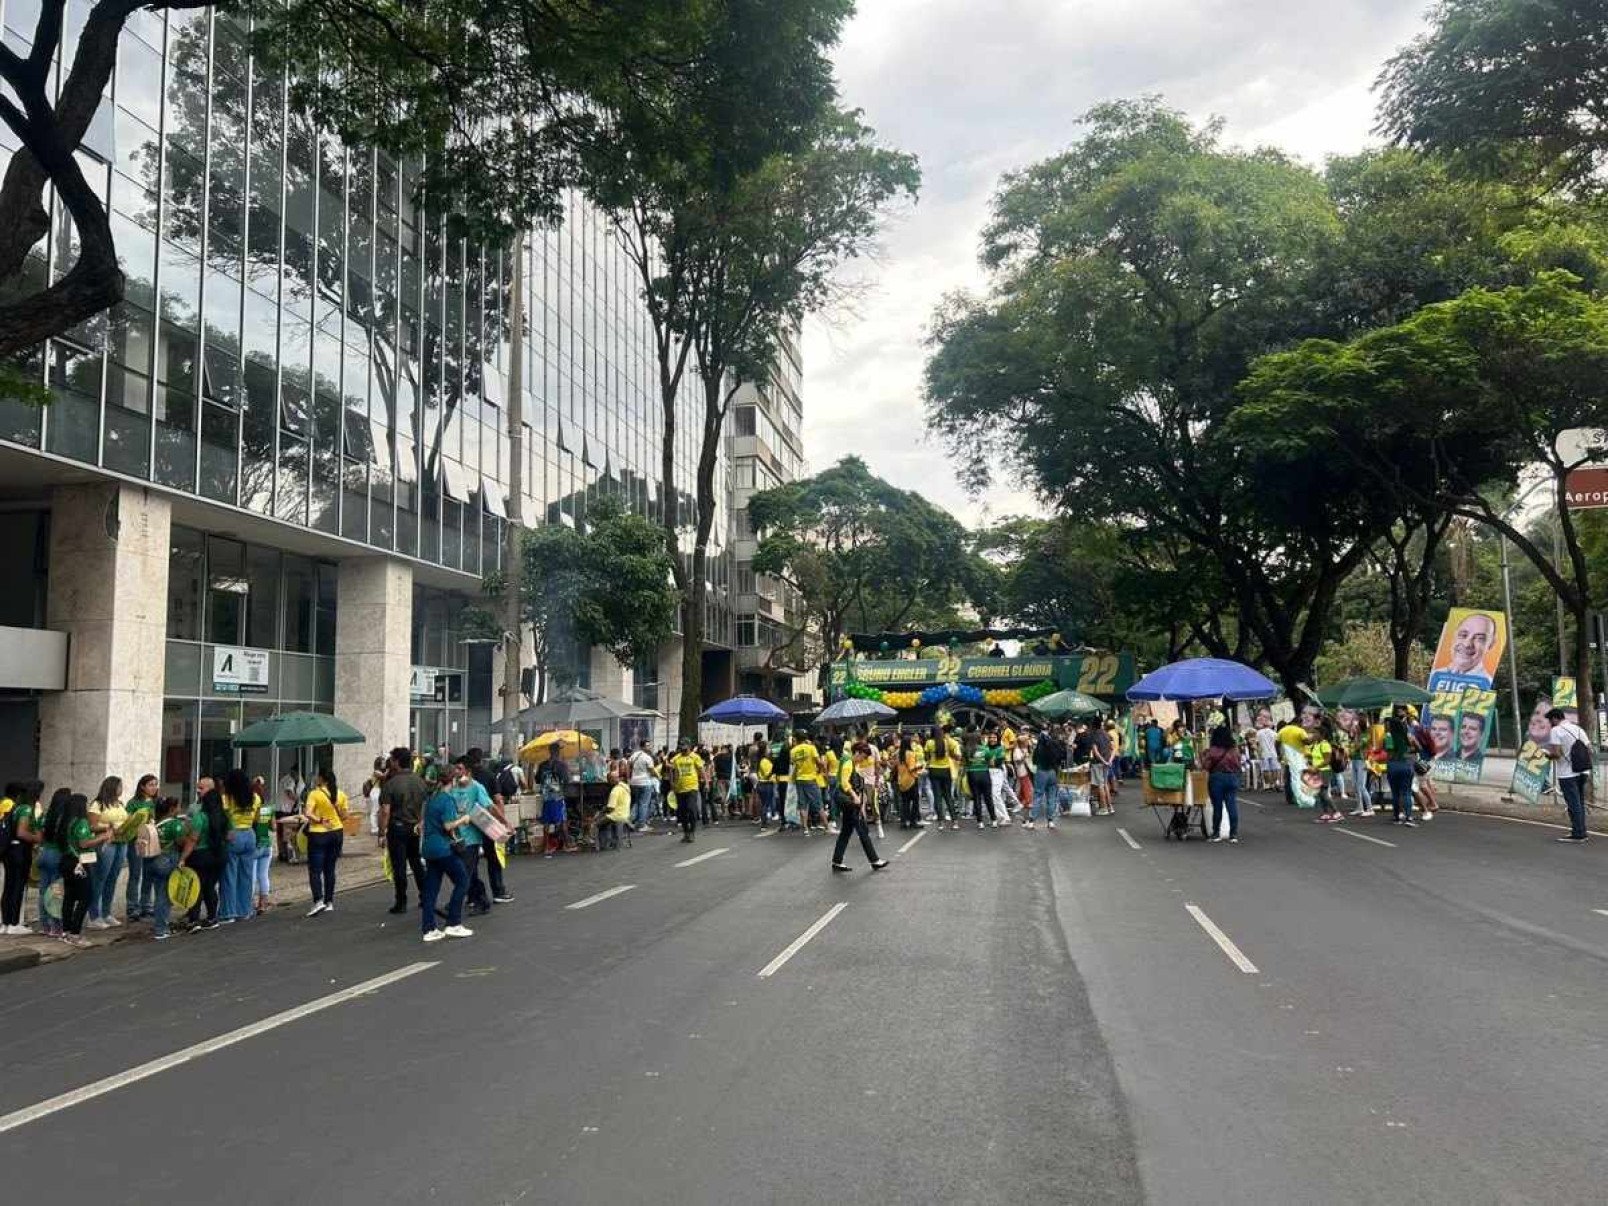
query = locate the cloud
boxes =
[802,0,1428,527]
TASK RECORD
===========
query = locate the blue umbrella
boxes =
[1126,658,1278,703]
[700,695,789,725]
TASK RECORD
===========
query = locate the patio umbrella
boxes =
[1028,689,1108,720]
[1126,658,1278,703]
[518,729,599,762]
[700,695,788,725]
[495,686,659,730]
[1315,677,1431,711]
[815,698,897,726]
[231,711,366,749]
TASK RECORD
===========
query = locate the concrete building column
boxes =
[38,483,171,796]
[658,638,685,748]
[333,557,413,793]
[587,646,633,705]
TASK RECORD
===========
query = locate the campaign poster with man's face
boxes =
[1427,609,1507,693]
[1426,687,1498,785]
[1513,696,1558,804]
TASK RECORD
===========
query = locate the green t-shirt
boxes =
[156,816,192,853]
[966,744,991,774]
[190,814,213,852]
[64,817,93,854]
[253,801,274,849]
[8,801,33,834]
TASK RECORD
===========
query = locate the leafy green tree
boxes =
[748,455,982,682]
[582,2,919,737]
[1242,271,1608,731]
[1377,0,1608,191]
[926,99,1374,696]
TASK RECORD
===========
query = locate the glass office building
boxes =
[0,4,743,795]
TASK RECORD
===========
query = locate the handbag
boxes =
[1414,758,1433,777]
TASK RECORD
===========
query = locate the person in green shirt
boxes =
[42,792,111,945]
[964,733,999,828]
[148,796,191,939]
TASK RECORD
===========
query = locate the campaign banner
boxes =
[1425,684,1497,784]
[1511,689,1566,804]
[1425,608,1507,697]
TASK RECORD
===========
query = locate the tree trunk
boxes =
[679,544,706,741]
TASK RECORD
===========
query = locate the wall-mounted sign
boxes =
[213,646,269,694]
[410,666,438,699]
[1565,466,1608,509]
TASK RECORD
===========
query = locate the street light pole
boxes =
[501,235,527,761]
[1499,532,1524,751]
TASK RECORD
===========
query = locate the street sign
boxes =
[1564,466,1608,509]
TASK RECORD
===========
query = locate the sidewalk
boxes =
[0,844,390,971]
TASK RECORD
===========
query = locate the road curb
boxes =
[0,948,41,976]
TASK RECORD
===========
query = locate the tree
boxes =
[1241,271,1608,733]
[583,2,919,738]
[926,99,1372,697]
[1377,0,1608,192]
[479,497,678,705]
[748,456,983,683]
[1314,621,1434,686]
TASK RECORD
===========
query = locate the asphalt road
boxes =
[1,795,1605,1205]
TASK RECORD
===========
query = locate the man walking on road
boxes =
[831,742,888,873]
[671,739,704,844]
[378,747,427,915]
[628,739,657,831]
[1546,708,1592,842]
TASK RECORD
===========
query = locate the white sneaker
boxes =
[422,929,446,943]
[306,901,327,918]
[444,925,474,939]
[977,822,985,830]
[1420,811,1434,821]
[106,916,123,927]
[322,902,335,912]
[87,917,109,930]
[4,924,29,935]
[1024,821,1036,830]
[990,821,999,829]
[1047,821,1057,830]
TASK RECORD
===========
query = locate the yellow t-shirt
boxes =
[223,793,260,830]
[305,787,348,833]
[820,749,838,788]
[897,750,919,791]
[1276,724,1307,757]
[1307,740,1333,772]
[757,756,773,783]
[910,743,926,772]
[0,797,12,820]
[671,753,703,794]
[605,782,631,823]
[790,742,819,782]
[925,738,953,770]
[1002,727,1017,750]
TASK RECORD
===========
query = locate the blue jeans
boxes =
[35,845,61,933]
[146,852,179,936]
[254,844,272,896]
[1386,760,1415,820]
[124,845,145,914]
[794,781,823,825]
[1350,758,1372,811]
[757,782,776,821]
[1559,774,1587,838]
[1032,770,1058,822]
[1208,771,1239,838]
[90,841,128,920]
[630,784,654,828]
[221,828,257,919]
[421,853,468,934]
[307,830,342,904]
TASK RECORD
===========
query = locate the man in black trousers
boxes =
[831,741,889,874]
[377,746,428,915]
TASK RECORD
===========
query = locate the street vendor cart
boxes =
[1142,763,1210,840]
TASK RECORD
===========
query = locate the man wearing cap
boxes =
[670,738,704,843]
[378,746,428,915]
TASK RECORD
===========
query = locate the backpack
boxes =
[495,767,520,799]
[1565,725,1594,775]
[134,821,161,859]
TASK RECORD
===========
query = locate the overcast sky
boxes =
[800,0,1431,526]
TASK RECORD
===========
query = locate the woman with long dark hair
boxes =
[125,773,160,920]
[1201,726,1242,843]
[44,792,110,946]
[187,787,230,929]
[219,767,260,923]
[303,766,348,917]
[896,734,921,829]
[1,780,43,933]
[86,775,129,929]
[1383,707,1418,827]
[33,788,70,937]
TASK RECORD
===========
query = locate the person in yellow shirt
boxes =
[790,732,823,832]
[895,734,924,829]
[756,750,776,826]
[1276,719,1308,808]
[820,742,841,832]
[830,739,888,873]
[924,726,960,829]
[599,772,630,851]
[303,767,349,915]
[853,741,882,835]
[670,738,705,844]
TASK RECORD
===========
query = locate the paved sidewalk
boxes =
[0,844,389,969]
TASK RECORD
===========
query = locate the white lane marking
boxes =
[1593,909,1608,918]
[675,847,730,868]
[0,961,437,1135]
[1437,808,1606,839]
[565,885,636,910]
[1116,827,1142,850]
[1184,904,1260,974]
[1332,826,1397,849]
[752,828,776,839]
[897,828,928,855]
[757,903,848,979]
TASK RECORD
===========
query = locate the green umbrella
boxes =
[231,711,367,749]
[1029,689,1108,720]
[1315,677,1431,711]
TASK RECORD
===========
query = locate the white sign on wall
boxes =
[410,666,438,698]
[213,646,270,694]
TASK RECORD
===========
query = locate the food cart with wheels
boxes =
[1142,762,1210,840]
